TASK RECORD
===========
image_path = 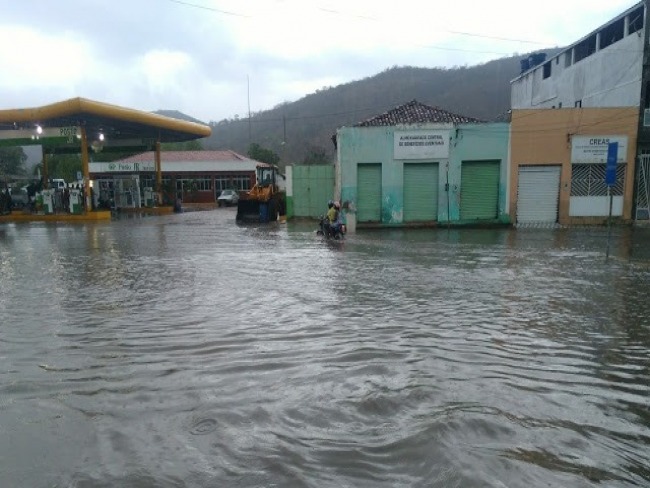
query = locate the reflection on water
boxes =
[1,210,649,488]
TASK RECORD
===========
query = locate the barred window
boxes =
[196,176,212,191]
[140,175,154,190]
[176,177,212,191]
[232,175,252,191]
[214,175,252,192]
[215,177,230,191]
[571,164,625,196]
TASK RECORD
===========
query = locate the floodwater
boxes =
[1,209,649,488]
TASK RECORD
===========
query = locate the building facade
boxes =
[510,108,638,225]
[336,101,510,226]
[89,150,259,208]
[510,2,648,222]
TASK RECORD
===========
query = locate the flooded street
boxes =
[1,209,649,488]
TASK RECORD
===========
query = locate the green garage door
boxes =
[460,161,500,220]
[403,163,438,222]
[357,164,382,222]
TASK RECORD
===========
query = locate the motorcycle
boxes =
[316,215,346,240]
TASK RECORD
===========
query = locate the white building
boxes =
[89,150,261,208]
[511,2,645,110]
[510,1,650,221]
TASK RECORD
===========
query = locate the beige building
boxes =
[509,108,638,225]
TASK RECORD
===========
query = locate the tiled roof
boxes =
[116,150,252,163]
[355,100,482,127]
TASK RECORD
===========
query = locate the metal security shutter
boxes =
[357,164,382,222]
[403,163,438,222]
[517,165,561,223]
[460,161,500,220]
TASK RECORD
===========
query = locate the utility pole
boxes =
[281,114,287,167]
[283,114,287,144]
[247,75,252,146]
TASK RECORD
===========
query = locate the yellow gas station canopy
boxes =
[0,97,211,152]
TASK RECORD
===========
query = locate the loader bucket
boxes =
[236,199,262,222]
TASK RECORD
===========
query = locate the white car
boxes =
[217,189,240,207]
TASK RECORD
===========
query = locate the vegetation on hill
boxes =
[179,50,560,166]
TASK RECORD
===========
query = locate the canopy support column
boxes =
[80,126,90,212]
[155,141,162,205]
[42,150,49,189]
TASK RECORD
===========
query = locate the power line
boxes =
[165,0,570,54]
[446,30,546,45]
[314,5,548,45]
[166,0,250,17]
[165,0,647,62]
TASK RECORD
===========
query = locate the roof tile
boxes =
[116,150,252,163]
[355,100,482,127]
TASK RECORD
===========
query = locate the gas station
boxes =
[0,97,211,221]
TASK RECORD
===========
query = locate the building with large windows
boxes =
[89,150,260,208]
[509,2,648,224]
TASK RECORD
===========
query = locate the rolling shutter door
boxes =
[517,166,561,223]
[460,161,500,220]
[357,164,382,222]
[403,163,438,222]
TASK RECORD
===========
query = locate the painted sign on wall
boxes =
[394,130,450,160]
[90,161,155,173]
[571,135,627,164]
[0,126,80,147]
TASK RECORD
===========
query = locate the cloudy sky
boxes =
[0,0,640,123]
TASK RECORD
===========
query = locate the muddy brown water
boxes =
[1,209,649,487]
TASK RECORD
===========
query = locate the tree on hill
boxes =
[303,146,331,165]
[248,143,280,165]
[0,147,27,177]
[33,154,82,182]
[202,49,560,164]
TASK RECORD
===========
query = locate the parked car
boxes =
[51,179,66,190]
[10,187,29,209]
[217,189,239,207]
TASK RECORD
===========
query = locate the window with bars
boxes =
[215,175,252,192]
[176,177,212,191]
[215,177,230,192]
[232,175,251,191]
[140,176,154,190]
[570,164,625,196]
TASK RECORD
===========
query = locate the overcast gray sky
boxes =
[0,0,640,123]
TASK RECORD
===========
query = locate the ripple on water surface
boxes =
[0,214,649,487]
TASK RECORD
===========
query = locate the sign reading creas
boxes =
[571,135,627,164]
[394,130,450,159]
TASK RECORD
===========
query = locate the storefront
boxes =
[89,150,260,208]
[335,101,510,226]
[510,108,638,225]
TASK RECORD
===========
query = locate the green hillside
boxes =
[202,50,560,164]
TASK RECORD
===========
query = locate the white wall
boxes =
[511,30,644,109]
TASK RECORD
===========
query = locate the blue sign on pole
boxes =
[605,142,618,186]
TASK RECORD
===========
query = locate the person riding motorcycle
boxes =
[328,201,344,235]
[318,200,345,238]
[326,200,337,225]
